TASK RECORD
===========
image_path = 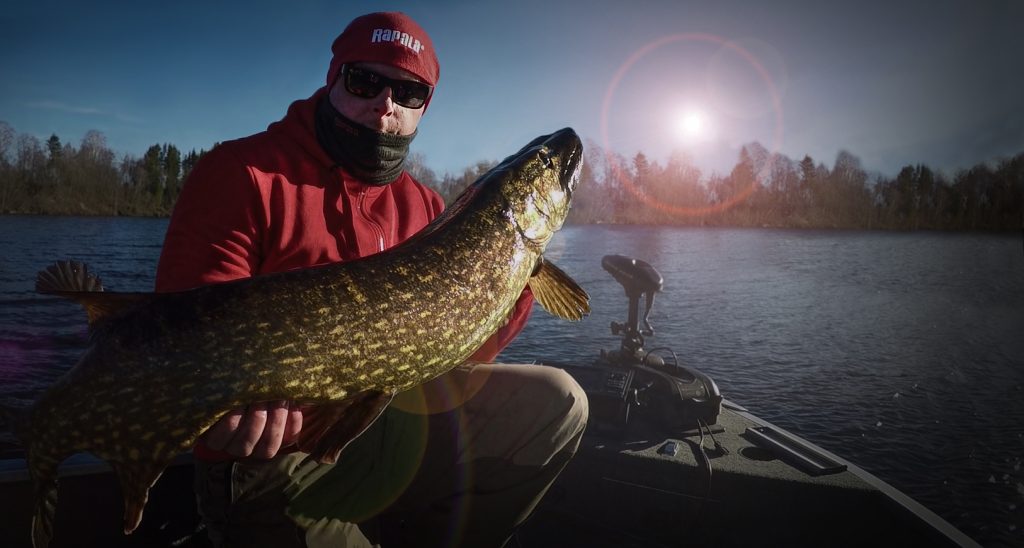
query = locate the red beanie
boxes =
[326,12,440,89]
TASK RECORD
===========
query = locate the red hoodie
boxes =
[156,88,534,459]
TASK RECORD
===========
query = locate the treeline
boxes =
[561,141,1023,230]
[400,140,1023,231]
[405,153,497,205]
[0,121,207,216]
[0,122,476,217]
[2,120,1021,231]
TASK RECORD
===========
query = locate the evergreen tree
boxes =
[142,144,164,204]
[46,134,62,163]
[795,155,815,217]
[632,152,651,197]
[163,144,182,208]
[181,149,203,182]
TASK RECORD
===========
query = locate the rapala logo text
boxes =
[371,28,425,54]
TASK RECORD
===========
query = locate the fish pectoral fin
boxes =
[35,260,151,328]
[298,391,395,465]
[528,258,590,321]
[110,461,164,535]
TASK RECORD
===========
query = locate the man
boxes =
[155,11,588,548]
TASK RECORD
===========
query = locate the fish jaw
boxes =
[494,128,583,250]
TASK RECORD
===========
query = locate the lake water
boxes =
[0,216,1021,547]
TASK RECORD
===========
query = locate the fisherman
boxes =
[154,11,588,548]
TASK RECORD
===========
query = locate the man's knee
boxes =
[497,365,589,464]
[541,366,589,444]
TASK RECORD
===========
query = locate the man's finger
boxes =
[282,405,304,446]
[251,401,290,459]
[202,408,244,451]
[227,402,270,457]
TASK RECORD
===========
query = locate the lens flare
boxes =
[601,33,785,218]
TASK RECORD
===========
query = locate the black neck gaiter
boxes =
[314,96,416,186]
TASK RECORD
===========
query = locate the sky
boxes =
[1,0,1022,180]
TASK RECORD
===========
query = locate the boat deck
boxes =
[518,402,979,547]
[0,404,978,547]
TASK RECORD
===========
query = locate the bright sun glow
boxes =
[673,108,714,143]
[683,111,703,134]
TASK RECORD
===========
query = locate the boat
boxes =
[0,255,980,547]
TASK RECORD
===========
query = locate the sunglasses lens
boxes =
[392,82,430,109]
[343,66,431,109]
[344,67,384,99]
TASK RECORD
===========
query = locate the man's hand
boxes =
[201,401,304,459]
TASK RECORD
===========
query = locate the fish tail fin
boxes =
[27,452,60,548]
[528,257,590,321]
[111,461,164,534]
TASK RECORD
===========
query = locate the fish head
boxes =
[493,128,583,249]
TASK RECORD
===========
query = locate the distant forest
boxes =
[1,121,1021,231]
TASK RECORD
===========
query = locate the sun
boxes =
[682,111,703,134]
[673,108,713,142]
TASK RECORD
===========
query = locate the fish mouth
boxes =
[520,128,582,196]
[549,128,583,196]
[492,128,583,201]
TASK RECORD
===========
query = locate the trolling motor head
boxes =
[601,255,663,364]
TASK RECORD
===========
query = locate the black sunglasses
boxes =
[342,65,432,109]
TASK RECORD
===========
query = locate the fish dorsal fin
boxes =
[528,257,590,321]
[35,260,151,328]
[36,260,105,292]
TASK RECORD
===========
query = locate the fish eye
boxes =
[538,148,553,169]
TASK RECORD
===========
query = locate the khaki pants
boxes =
[194,363,589,547]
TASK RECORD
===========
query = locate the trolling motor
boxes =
[601,254,664,367]
[573,254,723,436]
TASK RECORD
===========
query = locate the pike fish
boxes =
[16,128,589,548]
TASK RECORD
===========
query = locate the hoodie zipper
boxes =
[357,188,387,253]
